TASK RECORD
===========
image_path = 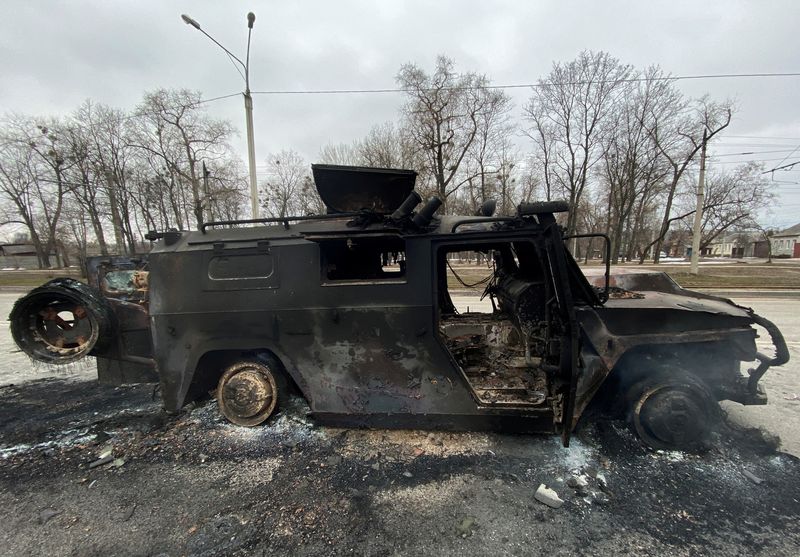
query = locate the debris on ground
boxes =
[1,378,800,556]
[534,484,564,509]
[38,508,61,525]
[88,455,113,469]
[566,475,589,488]
[456,516,477,538]
[742,469,765,485]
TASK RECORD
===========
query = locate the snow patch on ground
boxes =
[551,436,595,473]
[0,428,96,459]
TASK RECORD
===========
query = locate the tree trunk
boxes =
[105,172,126,254]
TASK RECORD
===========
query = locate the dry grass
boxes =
[0,269,82,288]
[445,261,800,291]
[656,265,800,289]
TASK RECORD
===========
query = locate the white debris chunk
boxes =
[534,484,564,509]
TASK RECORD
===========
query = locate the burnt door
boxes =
[286,235,479,421]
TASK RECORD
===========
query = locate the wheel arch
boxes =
[585,340,735,419]
[179,340,308,408]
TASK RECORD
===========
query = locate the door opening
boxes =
[437,241,557,407]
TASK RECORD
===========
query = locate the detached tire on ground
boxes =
[9,278,114,365]
[626,371,719,451]
[216,360,287,427]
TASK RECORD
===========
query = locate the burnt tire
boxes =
[9,278,114,364]
[216,360,286,427]
[626,372,719,451]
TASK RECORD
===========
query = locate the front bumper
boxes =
[744,312,790,401]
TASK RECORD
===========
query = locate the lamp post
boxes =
[181,12,260,219]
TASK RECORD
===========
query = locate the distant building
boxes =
[752,239,771,258]
[0,243,56,269]
[770,223,800,258]
[706,232,758,258]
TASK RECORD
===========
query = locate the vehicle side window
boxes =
[319,236,406,282]
[101,269,149,302]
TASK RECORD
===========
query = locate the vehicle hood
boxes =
[581,270,755,336]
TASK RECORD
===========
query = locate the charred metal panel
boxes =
[312,164,416,214]
[97,356,158,384]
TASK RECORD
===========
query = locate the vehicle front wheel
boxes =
[626,372,719,451]
[216,360,282,427]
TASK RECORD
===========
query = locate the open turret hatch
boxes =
[311,164,417,214]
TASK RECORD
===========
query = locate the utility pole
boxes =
[244,92,259,219]
[181,12,260,219]
[244,12,259,219]
[690,129,708,275]
[202,161,212,224]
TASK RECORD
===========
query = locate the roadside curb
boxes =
[449,288,800,299]
[696,289,800,299]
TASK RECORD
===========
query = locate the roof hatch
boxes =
[311,164,417,214]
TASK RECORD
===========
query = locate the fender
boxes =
[159,334,308,412]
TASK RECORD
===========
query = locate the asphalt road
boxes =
[0,292,799,556]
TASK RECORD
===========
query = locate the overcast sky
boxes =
[1,0,798,228]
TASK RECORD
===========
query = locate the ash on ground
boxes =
[1,377,799,557]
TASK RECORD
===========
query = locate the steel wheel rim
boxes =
[632,383,711,450]
[218,364,278,426]
[14,293,100,362]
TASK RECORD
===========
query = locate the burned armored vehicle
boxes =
[9,165,789,450]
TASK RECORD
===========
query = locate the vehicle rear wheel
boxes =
[626,372,718,451]
[9,278,114,364]
[216,361,281,427]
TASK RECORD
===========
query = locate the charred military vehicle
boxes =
[9,165,790,449]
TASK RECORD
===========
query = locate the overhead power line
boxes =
[763,159,800,174]
[249,71,800,95]
[768,144,800,172]
[723,135,800,141]
[708,156,799,164]
[195,92,243,104]
[709,149,798,157]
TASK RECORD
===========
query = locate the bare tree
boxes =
[642,95,733,262]
[397,56,511,213]
[132,89,235,230]
[359,122,416,169]
[0,128,49,265]
[0,116,77,267]
[261,150,323,218]
[318,142,361,166]
[62,111,111,254]
[74,101,139,253]
[601,67,671,262]
[524,50,632,235]
[462,90,513,212]
[493,137,520,216]
[683,162,772,251]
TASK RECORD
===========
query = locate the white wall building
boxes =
[770,223,800,258]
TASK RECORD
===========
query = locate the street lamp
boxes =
[181,12,260,220]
